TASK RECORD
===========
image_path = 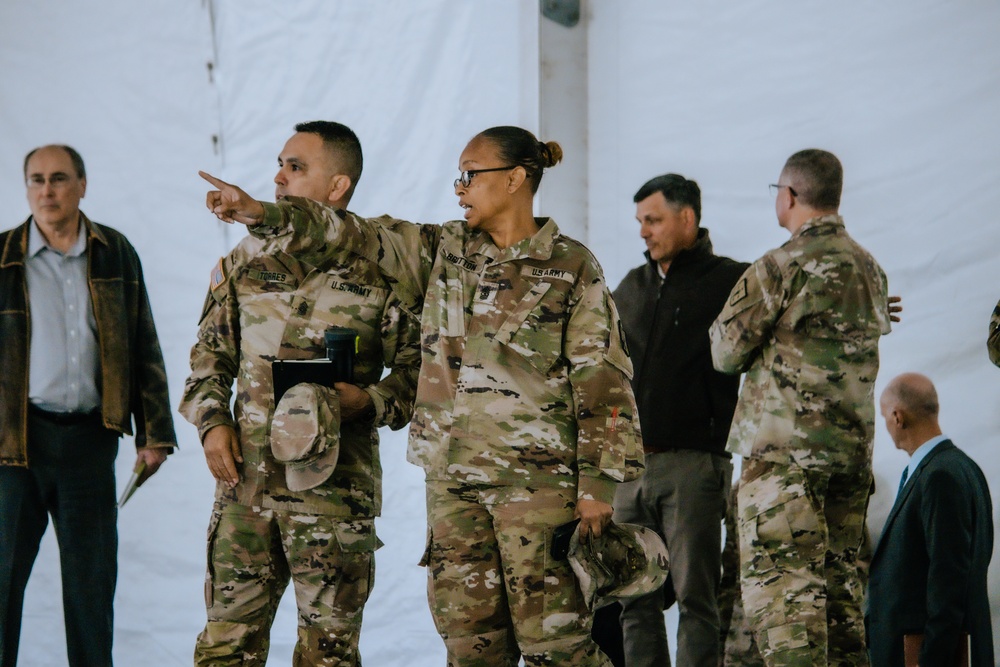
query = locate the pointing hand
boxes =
[199,171,265,226]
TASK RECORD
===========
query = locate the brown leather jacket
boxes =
[0,214,176,466]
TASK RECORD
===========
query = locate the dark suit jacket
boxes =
[867,440,994,667]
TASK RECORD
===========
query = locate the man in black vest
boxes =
[867,372,993,667]
[611,174,747,667]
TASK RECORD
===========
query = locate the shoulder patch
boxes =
[210,257,226,292]
[729,278,748,306]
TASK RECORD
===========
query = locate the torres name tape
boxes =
[247,269,290,283]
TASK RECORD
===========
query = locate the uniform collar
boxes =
[794,214,844,238]
[476,217,560,265]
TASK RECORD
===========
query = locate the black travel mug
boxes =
[324,327,358,383]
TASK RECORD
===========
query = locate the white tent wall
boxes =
[1,0,998,664]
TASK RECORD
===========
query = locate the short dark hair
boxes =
[294,121,363,197]
[24,144,86,179]
[475,126,562,194]
[782,149,842,210]
[633,173,701,224]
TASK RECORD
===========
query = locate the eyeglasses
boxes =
[769,183,798,197]
[26,173,76,189]
[454,166,516,189]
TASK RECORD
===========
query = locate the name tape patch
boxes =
[248,269,290,283]
[331,280,373,298]
[443,250,478,272]
[521,266,574,283]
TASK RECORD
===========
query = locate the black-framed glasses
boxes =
[454,166,517,188]
[769,183,798,197]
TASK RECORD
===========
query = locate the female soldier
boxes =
[200,126,642,667]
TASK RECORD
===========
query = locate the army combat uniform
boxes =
[718,481,763,667]
[709,215,891,667]
[179,232,420,666]
[989,297,1000,367]
[250,197,644,667]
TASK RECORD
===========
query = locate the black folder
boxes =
[272,359,339,404]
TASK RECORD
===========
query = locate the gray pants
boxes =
[613,450,732,667]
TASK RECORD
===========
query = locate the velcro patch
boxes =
[729,278,748,306]
[331,280,373,298]
[247,269,290,283]
[442,249,478,272]
[209,258,226,292]
[521,266,574,283]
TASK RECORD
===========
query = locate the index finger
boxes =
[199,170,230,189]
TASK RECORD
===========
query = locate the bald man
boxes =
[866,373,993,667]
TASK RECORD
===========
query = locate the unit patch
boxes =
[210,257,226,292]
[729,278,748,306]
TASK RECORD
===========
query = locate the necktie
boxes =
[896,467,909,497]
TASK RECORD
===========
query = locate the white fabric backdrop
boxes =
[1,1,998,664]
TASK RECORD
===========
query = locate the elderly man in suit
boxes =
[867,372,993,667]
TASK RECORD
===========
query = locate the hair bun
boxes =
[540,141,563,168]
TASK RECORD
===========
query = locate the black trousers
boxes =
[0,409,119,667]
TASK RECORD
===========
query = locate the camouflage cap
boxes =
[270,382,341,492]
[567,521,669,610]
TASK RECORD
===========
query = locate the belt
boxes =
[28,403,100,425]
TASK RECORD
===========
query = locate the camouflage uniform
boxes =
[179,231,420,666]
[709,215,891,667]
[251,197,644,667]
[718,481,763,667]
[989,297,1000,367]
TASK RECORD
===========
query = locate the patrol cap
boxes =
[568,521,669,610]
[270,382,341,492]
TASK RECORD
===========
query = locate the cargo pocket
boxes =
[418,528,449,638]
[332,521,378,609]
[737,465,822,653]
[738,466,822,563]
[540,523,587,637]
[203,508,223,608]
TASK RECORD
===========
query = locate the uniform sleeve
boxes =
[709,255,787,375]
[178,272,240,441]
[566,278,644,505]
[989,298,1000,368]
[717,481,741,641]
[252,198,438,315]
[362,295,421,431]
